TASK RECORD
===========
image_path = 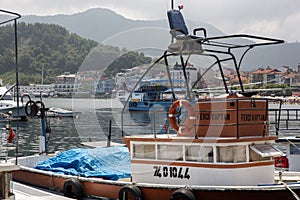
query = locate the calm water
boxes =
[5,98,126,157]
[3,98,300,158]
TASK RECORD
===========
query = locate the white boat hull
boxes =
[131,163,275,186]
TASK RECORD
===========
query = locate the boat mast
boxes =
[41,64,44,85]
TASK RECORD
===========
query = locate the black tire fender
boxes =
[170,188,196,200]
[118,185,143,200]
[25,100,38,117]
[63,178,84,200]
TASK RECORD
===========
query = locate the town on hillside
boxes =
[5,63,300,99]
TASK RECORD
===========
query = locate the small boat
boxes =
[10,1,300,200]
[46,107,81,118]
[0,86,28,121]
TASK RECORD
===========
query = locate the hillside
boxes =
[19,8,300,69]
[0,22,98,85]
[0,22,152,85]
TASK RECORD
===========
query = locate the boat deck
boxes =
[13,182,73,200]
[275,171,300,183]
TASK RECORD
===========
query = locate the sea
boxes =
[1,98,300,158]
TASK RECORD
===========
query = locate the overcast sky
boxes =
[1,0,300,42]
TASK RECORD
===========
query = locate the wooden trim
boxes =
[131,160,274,169]
[123,136,278,144]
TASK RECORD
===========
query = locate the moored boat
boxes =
[128,84,175,112]
[0,86,28,120]
[47,107,81,118]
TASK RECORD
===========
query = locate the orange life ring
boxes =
[168,100,196,136]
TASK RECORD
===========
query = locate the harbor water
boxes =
[3,98,126,157]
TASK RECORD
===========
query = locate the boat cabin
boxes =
[124,135,281,186]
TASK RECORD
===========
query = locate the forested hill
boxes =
[0,22,152,85]
[0,22,97,84]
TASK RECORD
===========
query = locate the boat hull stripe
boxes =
[131,160,274,169]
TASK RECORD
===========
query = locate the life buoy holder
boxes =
[118,185,143,200]
[170,188,196,200]
[63,178,84,200]
[168,100,196,136]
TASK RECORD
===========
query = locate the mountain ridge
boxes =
[2,7,300,70]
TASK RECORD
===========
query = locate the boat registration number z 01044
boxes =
[153,166,190,179]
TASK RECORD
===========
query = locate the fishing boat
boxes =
[9,1,300,200]
[128,78,190,112]
[128,84,174,112]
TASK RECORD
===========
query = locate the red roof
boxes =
[252,68,282,74]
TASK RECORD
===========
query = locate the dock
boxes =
[81,140,124,148]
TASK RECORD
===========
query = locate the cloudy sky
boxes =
[1,0,300,42]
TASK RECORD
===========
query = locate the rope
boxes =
[0,112,10,118]
[282,182,300,200]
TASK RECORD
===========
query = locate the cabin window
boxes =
[185,146,213,162]
[249,144,281,161]
[250,144,282,157]
[249,148,270,161]
[157,145,183,161]
[290,144,300,155]
[217,145,246,163]
[133,144,155,159]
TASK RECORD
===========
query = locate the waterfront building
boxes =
[249,66,283,86]
[19,84,54,96]
[54,72,80,96]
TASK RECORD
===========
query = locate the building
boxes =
[54,72,79,96]
[249,67,283,86]
[95,78,115,96]
[170,62,198,88]
[281,65,300,87]
[19,84,54,96]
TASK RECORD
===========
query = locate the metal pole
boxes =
[40,108,47,154]
[14,19,20,165]
[107,120,112,147]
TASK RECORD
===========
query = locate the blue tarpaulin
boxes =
[35,146,130,180]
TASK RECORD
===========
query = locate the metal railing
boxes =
[121,98,284,138]
[269,108,300,132]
